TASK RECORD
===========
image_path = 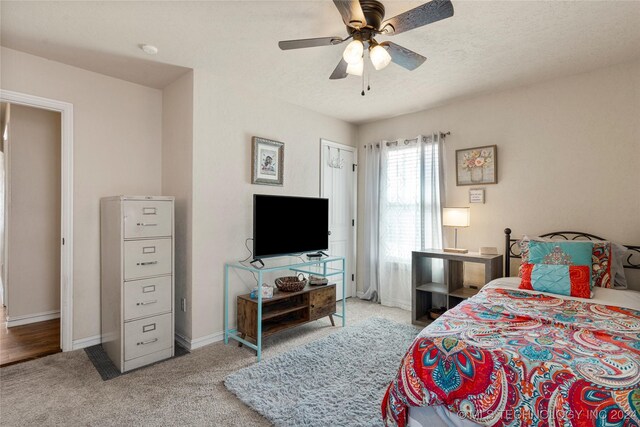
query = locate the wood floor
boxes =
[0,306,61,367]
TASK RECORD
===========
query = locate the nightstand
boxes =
[412,250,503,326]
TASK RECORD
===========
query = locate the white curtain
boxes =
[378,134,445,310]
[362,144,382,301]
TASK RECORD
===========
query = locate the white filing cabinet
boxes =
[101,196,175,372]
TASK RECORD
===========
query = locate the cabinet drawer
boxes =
[309,285,336,321]
[124,239,172,280]
[124,313,172,361]
[124,200,172,239]
[124,276,172,321]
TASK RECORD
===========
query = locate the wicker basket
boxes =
[275,274,307,292]
[429,307,447,320]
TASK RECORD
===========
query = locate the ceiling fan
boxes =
[278,0,454,84]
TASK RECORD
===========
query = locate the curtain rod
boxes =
[363,132,450,149]
[383,131,450,147]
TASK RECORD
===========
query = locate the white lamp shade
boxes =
[443,207,470,227]
[369,44,392,70]
[342,40,364,65]
[346,58,364,76]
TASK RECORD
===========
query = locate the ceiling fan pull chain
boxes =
[361,53,368,96]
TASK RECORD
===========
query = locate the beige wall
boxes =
[189,69,357,340]
[6,104,61,318]
[1,47,163,340]
[161,71,194,340]
[357,59,640,291]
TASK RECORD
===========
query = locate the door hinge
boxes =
[352,219,355,226]
[62,237,65,245]
[352,163,357,172]
[351,274,355,282]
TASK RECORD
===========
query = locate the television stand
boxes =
[224,255,346,361]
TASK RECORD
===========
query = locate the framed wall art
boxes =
[469,188,485,203]
[456,145,497,186]
[251,136,284,186]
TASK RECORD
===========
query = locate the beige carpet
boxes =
[0,299,412,426]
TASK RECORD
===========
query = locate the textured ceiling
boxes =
[1,1,639,124]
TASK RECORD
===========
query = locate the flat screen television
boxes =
[253,194,329,259]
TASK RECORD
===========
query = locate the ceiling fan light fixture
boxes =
[342,40,364,65]
[370,44,392,70]
[346,58,364,76]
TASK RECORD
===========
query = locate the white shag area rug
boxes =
[224,317,420,427]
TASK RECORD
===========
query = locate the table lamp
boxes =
[443,207,470,253]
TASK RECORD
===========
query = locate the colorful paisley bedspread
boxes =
[382,288,640,427]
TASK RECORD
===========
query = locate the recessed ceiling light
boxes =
[139,44,158,55]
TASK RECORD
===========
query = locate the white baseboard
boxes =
[6,310,60,327]
[72,334,101,350]
[175,330,224,351]
[71,331,225,353]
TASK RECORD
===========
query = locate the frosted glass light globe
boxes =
[370,45,392,70]
[342,40,364,65]
[346,58,364,76]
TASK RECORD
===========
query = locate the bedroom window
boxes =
[382,141,441,264]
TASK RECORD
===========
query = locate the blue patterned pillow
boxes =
[527,241,593,268]
[522,241,594,297]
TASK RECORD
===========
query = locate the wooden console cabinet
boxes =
[237,284,336,345]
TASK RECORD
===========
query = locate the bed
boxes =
[382,229,640,427]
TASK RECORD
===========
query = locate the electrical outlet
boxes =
[181,298,187,312]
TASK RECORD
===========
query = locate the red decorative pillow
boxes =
[591,242,612,288]
[520,263,591,299]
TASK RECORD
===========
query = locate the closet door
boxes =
[320,140,357,300]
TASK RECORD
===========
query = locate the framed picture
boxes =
[251,137,284,186]
[469,188,485,203]
[456,145,497,186]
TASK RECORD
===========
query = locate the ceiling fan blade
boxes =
[278,36,344,50]
[380,0,454,35]
[381,42,427,71]
[329,58,349,80]
[333,0,367,29]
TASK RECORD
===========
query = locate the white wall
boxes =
[6,104,61,319]
[161,71,194,340]
[189,69,357,341]
[357,59,640,291]
[1,47,163,340]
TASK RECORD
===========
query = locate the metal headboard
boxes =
[504,228,640,277]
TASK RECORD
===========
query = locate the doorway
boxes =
[0,102,63,366]
[0,90,74,357]
[320,139,357,301]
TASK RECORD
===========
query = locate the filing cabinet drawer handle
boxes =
[137,261,158,266]
[137,222,158,227]
[142,207,157,215]
[137,338,159,346]
[136,300,158,306]
[142,285,156,293]
[142,323,156,332]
